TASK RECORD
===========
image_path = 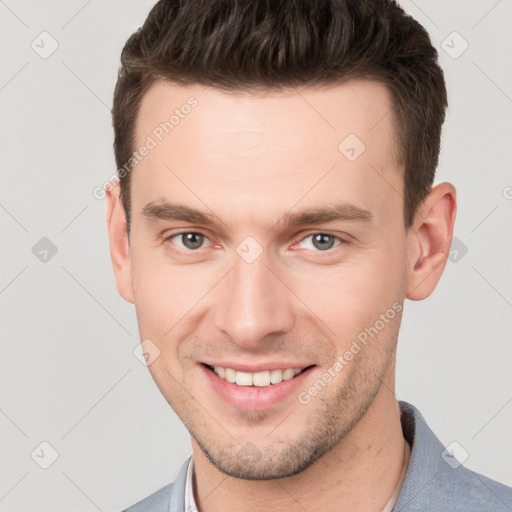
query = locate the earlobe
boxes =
[105,181,135,304]
[406,182,457,301]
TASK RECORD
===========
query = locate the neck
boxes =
[192,375,408,512]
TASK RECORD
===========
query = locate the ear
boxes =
[406,182,457,301]
[105,180,134,303]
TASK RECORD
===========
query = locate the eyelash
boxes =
[163,230,346,254]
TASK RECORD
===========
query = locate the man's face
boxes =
[124,79,410,479]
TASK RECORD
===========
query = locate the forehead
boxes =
[135,79,397,154]
[131,79,403,231]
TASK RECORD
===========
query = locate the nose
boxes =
[213,250,295,351]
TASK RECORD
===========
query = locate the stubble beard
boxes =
[184,339,397,481]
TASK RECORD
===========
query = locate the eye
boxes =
[294,233,344,252]
[166,231,211,251]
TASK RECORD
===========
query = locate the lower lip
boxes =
[200,364,315,410]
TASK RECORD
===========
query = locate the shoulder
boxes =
[447,465,512,511]
[122,483,174,512]
[403,462,512,512]
[120,456,190,512]
[395,401,512,512]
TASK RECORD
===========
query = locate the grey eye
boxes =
[310,233,337,251]
[177,232,206,250]
[294,233,342,252]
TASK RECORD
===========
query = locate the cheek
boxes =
[288,245,406,341]
[130,248,175,337]
[130,249,215,338]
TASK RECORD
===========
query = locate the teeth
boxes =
[235,371,253,386]
[270,369,283,384]
[224,367,236,383]
[282,368,295,380]
[211,365,305,387]
[252,371,270,387]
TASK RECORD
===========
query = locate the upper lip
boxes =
[200,360,315,373]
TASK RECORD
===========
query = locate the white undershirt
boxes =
[184,456,198,512]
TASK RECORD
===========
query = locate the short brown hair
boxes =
[112,0,447,235]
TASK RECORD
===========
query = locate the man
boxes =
[105,1,512,511]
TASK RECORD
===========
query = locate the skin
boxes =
[106,79,456,512]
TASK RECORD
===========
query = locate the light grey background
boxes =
[0,1,511,511]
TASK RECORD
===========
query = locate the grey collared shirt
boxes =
[122,401,512,511]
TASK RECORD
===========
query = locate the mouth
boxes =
[202,363,314,387]
[200,362,316,410]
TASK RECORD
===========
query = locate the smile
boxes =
[200,361,316,410]
[205,364,306,387]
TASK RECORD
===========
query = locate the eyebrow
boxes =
[141,200,373,230]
